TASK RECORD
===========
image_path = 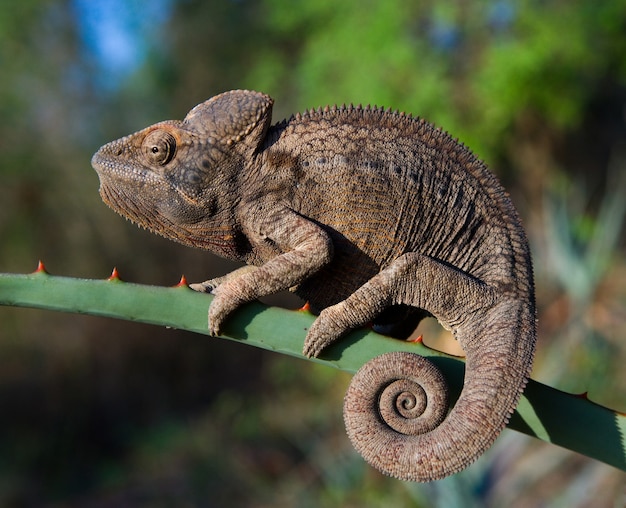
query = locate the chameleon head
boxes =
[91,90,274,248]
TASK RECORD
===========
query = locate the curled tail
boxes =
[343,298,536,481]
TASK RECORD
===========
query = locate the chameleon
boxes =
[91,90,536,482]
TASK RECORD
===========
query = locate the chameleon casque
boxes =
[91,90,536,482]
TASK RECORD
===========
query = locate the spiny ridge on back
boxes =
[285,101,481,170]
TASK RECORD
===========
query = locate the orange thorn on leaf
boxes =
[298,302,312,312]
[35,260,48,274]
[175,274,189,287]
[107,267,121,281]
[408,334,424,344]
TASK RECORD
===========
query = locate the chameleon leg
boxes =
[303,251,494,357]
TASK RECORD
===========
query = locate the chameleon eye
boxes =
[142,130,177,165]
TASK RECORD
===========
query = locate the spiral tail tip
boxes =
[343,351,451,482]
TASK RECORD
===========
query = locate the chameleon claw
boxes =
[208,320,221,336]
[302,337,320,358]
[302,343,322,359]
[207,305,223,336]
[190,281,217,294]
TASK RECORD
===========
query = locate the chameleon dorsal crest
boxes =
[182,90,274,151]
[92,90,536,482]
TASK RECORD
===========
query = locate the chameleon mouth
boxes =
[91,148,161,186]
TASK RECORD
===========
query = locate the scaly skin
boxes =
[92,90,536,481]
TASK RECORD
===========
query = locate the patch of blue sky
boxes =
[73,0,173,90]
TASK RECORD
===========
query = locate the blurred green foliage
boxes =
[0,0,625,506]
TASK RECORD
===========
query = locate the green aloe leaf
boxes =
[0,268,624,472]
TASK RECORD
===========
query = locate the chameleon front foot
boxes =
[193,266,262,334]
[189,279,231,334]
[206,285,248,336]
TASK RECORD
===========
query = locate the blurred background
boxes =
[1,1,625,506]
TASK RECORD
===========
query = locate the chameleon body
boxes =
[91,90,536,481]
